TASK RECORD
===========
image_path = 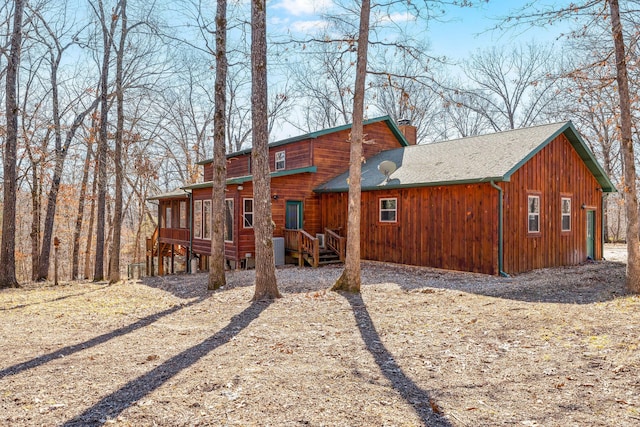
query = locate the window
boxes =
[561,197,571,231]
[179,200,187,228]
[203,200,212,240]
[379,198,397,223]
[224,199,234,242]
[165,206,172,228]
[243,198,254,228]
[528,195,540,233]
[194,200,202,238]
[275,150,285,171]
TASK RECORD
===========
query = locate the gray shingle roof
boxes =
[315,121,616,193]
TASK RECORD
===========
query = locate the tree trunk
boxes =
[109,0,127,283]
[331,0,371,293]
[94,0,119,281]
[72,117,96,280]
[251,0,280,300]
[0,0,25,288]
[29,163,41,282]
[608,0,640,294]
[84,148,100,280]
[208,0,228,290]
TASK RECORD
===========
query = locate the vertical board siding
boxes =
[192,121,406,263]
[502,133,603,274]
[321,184,498,274]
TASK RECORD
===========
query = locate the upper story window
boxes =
[243,198,254,228]
[528,195,540,233]
[379,198,397,223]
[561,197,571,232]
[275,151,286,171]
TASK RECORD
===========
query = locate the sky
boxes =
[268,0,570,60]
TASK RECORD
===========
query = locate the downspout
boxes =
[601,191,606,260]
[490,180,509,277]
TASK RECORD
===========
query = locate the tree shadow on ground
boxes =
[0,284,110,311]
[341,292,452,427]
[0,296,207,380]
[62,300,271,427]
[361,260,627,305]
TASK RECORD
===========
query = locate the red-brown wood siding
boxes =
[320,184,499,274]
[193,121,406,262]
[502,133,603,274]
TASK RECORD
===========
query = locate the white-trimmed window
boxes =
[528,195,540,233]
[243,198,254,228]
[194,200,202,238]
[275,151,286,171]
[179,201,187,228]
[561,197,571,231]
[379,198,397,223]
[165,206,172,228]
[224,199,234,242]
[203,200,212,239]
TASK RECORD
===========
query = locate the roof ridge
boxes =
[422,121,570,146]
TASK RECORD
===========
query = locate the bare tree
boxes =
[251,0,280,300]
[1,0,25,288]
[331,0,371,293]
[208,0,228,290]
[91,0,120,281]
[608,0,640,293]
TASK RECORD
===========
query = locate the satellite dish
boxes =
[378,160,397,182]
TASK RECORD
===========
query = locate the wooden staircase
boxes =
[145,227,187,276]
[284,228,345,267]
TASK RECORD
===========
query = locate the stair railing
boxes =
[325,228,346,262]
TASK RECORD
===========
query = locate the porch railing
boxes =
[325,228,346,262]
[284,228,320,267]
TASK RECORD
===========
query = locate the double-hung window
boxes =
[243,198,254,228]
[561,197,571,232]
[275,151,285,171]
[379,198,397,223]
[528,195,540,233]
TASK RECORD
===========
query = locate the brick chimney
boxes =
[398,118,417,145]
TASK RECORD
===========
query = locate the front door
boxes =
[586,210,595,259]
[285,201,303,230]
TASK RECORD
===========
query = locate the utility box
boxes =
[272,237,285,266]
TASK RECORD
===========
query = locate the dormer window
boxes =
[275,151,285,171]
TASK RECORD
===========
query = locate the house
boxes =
[316,121,616,275]
[146,116,413,273]
[147,118,615,276]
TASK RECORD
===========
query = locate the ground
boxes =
[1,245,638,426]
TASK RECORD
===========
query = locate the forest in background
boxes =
[0,0,637,283]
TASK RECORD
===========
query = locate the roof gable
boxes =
[315,121,616,193]
[196,115,410,165]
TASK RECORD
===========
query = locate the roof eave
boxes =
[315,176,506,193]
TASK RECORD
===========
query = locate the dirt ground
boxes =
[1,244,638,427]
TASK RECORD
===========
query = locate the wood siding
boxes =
[502,133,604,274]
[194,121,406,262]
[320,184,499,274]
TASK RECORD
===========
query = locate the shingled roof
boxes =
[315,121,616,193]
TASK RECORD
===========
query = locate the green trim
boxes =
[196,116,409,165]
[146,189,191,200]
[315,176,506,193]
[183,166,318,190]
[503,121,616,193]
